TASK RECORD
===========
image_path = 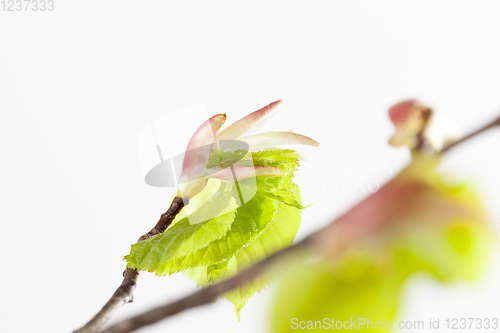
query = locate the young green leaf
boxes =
[252,149,302,208]
[223,185,303,317]
[125,192,237,275]
[172,178,222,224]
[125,147,308,318]
[148,193,278,276]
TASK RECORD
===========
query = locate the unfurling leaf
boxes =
[216,100,283,141]
[125,148,306,314]
[176,100,316,200]
[180,114,226,179]
[126,100,318,318]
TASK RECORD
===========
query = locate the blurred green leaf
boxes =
[271,222,490,333]
[271,253,402,333]
[271,155,492,332]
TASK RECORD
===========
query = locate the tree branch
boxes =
[78,113,500,333]
[74,196,187,333]
[440,115,500,154]
[100,237,313,333]
[138,197,187,242]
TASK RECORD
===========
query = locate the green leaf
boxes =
[270,222,491,333]
[223,184,303,317]
[153,193,278,275]
[125,192,237,275]
[184,185,303,319]
[206,148,302,208]
[206,149,252,169]
[252,149,302,208]
[271,255,402,333]
[393,222,491,282]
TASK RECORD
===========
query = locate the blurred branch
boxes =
[74,197,186,333]
[440,114,500,154]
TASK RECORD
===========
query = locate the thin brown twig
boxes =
[439,115,500,154]
[74,197,187,333]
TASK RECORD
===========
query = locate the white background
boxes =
[2,1,500,332]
